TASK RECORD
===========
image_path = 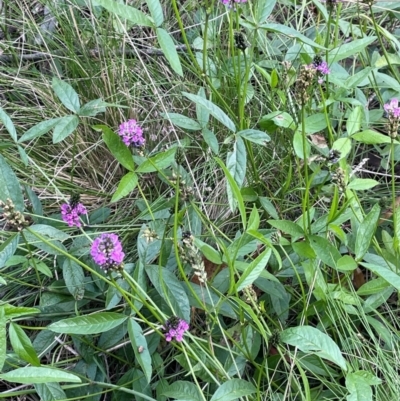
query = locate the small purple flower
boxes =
[163,316,189,342]
[221,0,247,5]
[384,99,400,119]
[90,233,125,272]
[118,119,145,148]
[61,202,87,227]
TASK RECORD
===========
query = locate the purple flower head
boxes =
[163,316,189,342]
[384,99,400,119]
[61,196,87,227]
[90,233,125,272]
[118,119,145,148]
[221,0,247,6]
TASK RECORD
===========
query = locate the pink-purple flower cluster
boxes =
[90,233,125,272]
[384,99,400,119]
[118,119,145,148]
[163,316,189,342]
[61,202,87,227]
[312,59,330,84]
[221,0,247,5]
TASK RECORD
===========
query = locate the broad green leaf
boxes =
[48,312,128,334]
[328,37,377,64]
[62,258,85,298]
[260,111,295,130]
[4,304,40,320]
[336,255,357,272]
[95,0,154,27]
[0,107,17,141]
[95,124,134,171]
[196,87,210,127]
[346,106,363,136]
[9,323,40,366]
[237,129,271,145]
[52,78,80,113]
[348,178,379,191]
[236,248,271,292]
[146,266,190,322]
[27,224,69,241]
[352,130,395,145]
[281,325,347,370]
[111,172,138,202]
[183,92,236,132]
[227,136,246,188]
[215,157,246,227]
[256,0,276,23]
[0,233,19,269]
[357,277,391,296]
[310,235,341,269]
[161,112,201,131]
[355,204,380,261]
[162,380,202,401]
[52,115,79,143]
[346,370,381,401]
[360,262,400,291]
[128,318,152,384]
[210,378,256,401]
[202,127,219,154]
[304,113,328,134]
[293,130,310,159]
[136,147,176,173]
[78,98,107,117]
[0,308,5,371]
[0,155,25,211]
[267,220,304,238]
[18,145,29,166]
[194,238,222,264]
[259,197,279,219]
[247,204,260,231]
[35,382,67,401]
[259,23,325,50]
[156,28,183,76]
[146,0,163,26]
[0,367,81,384]
[18,118,61,143]
[331,137,352,160]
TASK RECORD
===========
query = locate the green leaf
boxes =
[24,225,68,256]
[0,367,81,384]
[161,112,201,130]
[348,178,379,191]
[4,304,40,320]
[268,220,304,238]
[48,312,128,334]
[52,78,80,113]
[237,129,271,145]
[128,318,152,384]
[202,127,219,154]
[247,204,260,231]
[0,154,25,211]
[156,28,183,76]
[236,248,271,292]
[310,235,341,269]
[9,323,40,366]
[0,107,17,141]
[78,98,107,117]
[336,255,357,272]
[346,106,363,136]
[194,238,222,264]
[146,0,163,26]
[0,307,6,371]
[111,172,138,202]
[95,124,135,171]
[259,23,325,50]
[95,0,154,27]
[331,137,352,160]
[304,113,328,134]
[162,380,202,401]
[18,118,61,143]
[293,130,310,159]
[0,233,19,269]
[196,87,210,127]
[346,370,380,401]
[35,382,67,401]
[355,204,380,261]
[136,147,176,173]
[183,92,236,132]
[227,136,246,188]
[52,115,79,143]
[360,262,400,291]
[352,130,395,145]
[259,197,279,219]
[256,0,276,23]
[210,378,256,401]
[280,325,347,371]
[328,37,377,64]
[260,111,295,130]
[357,277,391,296]
[62,258,85,298]
[146,266,190,322]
